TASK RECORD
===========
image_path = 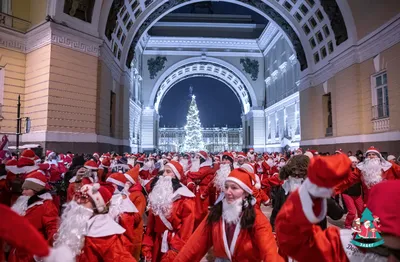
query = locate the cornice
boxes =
[0,22,102,57]
[257,23,279,51]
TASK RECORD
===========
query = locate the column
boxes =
[141,107,158,152]
[245,109,266,152]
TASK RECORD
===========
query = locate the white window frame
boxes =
[371,71,389,119]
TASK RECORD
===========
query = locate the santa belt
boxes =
[159,213,175,253]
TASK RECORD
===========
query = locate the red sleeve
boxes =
[275,188,348,262]
[169,198,195,252]
[253,210,284,262]
[142,212,155,247]
[129,192,146,226]
[334,169,361,194]
[174,217,212,262]
[42,201,59,245]
[187,168,207,180]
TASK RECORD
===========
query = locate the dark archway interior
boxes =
[159,77,242,128]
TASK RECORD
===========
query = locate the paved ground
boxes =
[200,206,346,261]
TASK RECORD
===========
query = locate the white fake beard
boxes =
[288,177,303,192]
[214,164,231,191]
[222,198,243,225]
[278,162,286,168]
[190,159,200,172]
[127,158,135,166]
[11,195,30,216]
[53,201,93,258]
[362,158,383,188]
[266,159,274,167]
[179,159,189,171]
[148,176,174,218]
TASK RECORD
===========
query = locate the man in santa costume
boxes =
[336,146,400,203]
[234,152,247,168]
[54,182,136,261]
[66,159,99,202]
[98,157,111,182]
[125,165,147,260]
[247,148,256,162]
[9,170,59,262]
[185,151,214,228]
[175,167,283,262]
[276,154,400,262]
[142,161,195,262]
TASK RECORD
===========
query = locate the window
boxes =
[300,4,309,15]
[373,72,389,119]
[302,24,311,35]
[316,9,324,21]
[313,52,320,63]
[309,17,317,28]
[283,1,292,11]
[294,12,302,22]
[323,93,333,136]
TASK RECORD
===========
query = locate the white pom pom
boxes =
[92,183,100,193]
[255,182,261,189]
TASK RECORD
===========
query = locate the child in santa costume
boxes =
[124,165,147,261]
[54,182,136,261]
[9,170,59,262]
[276,154,400,262]
[106,172,139,254]
[142,161,195,262]
[175,168,284,262]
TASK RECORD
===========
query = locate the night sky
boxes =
[159,77,242,128]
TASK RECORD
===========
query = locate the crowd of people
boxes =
[0,146,399,262]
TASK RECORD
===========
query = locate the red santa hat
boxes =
[165,161,184,180]
[46,150,56,159]
[387,155,396,161]
[93,152,100,159]
[249,148,254,152]
[365,146,381,157]
[17,150,39,173]
[136,155,146,163]
[100,158,111,168]
[222,152,234,162]
[304,154,351,198]
[106,172,127,188]
[197,151,208,160]
[226,168,258,195]
[124,165,140,185]
[304,151,314,159]
[240,163,261,190]
[22,170,48,192]
[5,159,22,174]
[349,156,358,162]
[84,159,98,170]
[367,180,400,237]
[295,148,303,154]
[80,182,114,213]
[237,152,247,159]
[335,149,343,154]
[21,149,36,160]
[214,156,220,162]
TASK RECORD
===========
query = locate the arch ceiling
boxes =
[102,0,351,72]
[150,57,258,115]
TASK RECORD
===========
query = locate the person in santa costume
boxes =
[98,157,112,182]
[175,167,284,262]
[106,172,139,254]
[185,151,214,228]
[125,165,147,260]
[276,154,400,262]
[234,152,247,168]
[240,163,270,210]
[54,182,136,261]
[142,161,195,262]
[335,146,400,203]
[247,148,256,163]
[66,160,98,202]
[9,170,59,262]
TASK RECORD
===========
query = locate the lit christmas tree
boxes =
[182,94,205,152]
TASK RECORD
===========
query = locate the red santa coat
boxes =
[8,194,59,262]
[335,163,400,202]
[0,174,11,205]
[128,184,147,260]
[186,161,214,226]
[76,214,136,262]
[275,186,387,262]
[142,186,195,262]
[66,177,93,202]
[175,208,284,262]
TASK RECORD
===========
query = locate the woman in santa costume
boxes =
[106,172,139,254]
[9,170,59,262]
[335,146,400,203]
[276,154,400,262]
[175,168,284,262]
[142,161,195,262]
[54,182,136,261]
[124,165,147,261]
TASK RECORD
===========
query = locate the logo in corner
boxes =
[351,208,384,248]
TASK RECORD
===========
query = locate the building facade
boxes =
[0,0,399,155]
[159,127,242,153]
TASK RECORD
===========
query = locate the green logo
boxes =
[350,208,384,248]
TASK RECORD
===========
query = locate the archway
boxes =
[149,57,258,115]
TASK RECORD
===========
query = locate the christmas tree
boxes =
[182,94,205,152]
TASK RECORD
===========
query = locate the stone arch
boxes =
[149,57,259,115]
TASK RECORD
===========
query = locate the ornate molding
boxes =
[240,58,259,81]
[0,22,102,56]
[257,22,279,51]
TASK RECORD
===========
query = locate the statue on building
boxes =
[63,0,95,23]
